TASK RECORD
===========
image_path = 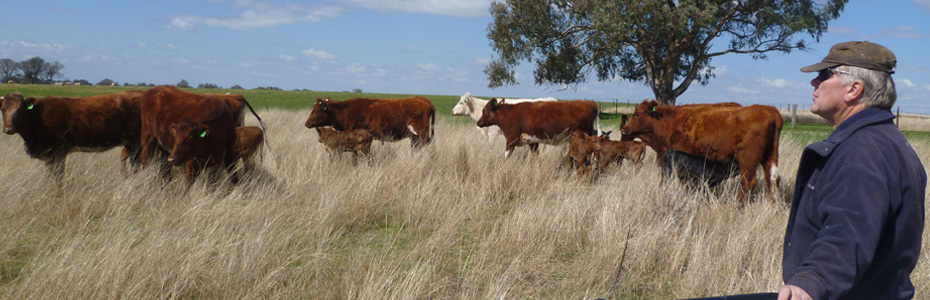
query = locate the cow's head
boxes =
[476,98,504,128]
[451,92,475,116]
[1,93,35,135]
[620,99,660,137]
[168,119,209,166]
[305,97,335,129]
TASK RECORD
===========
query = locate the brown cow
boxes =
[596,133,646,173]
[621,99,782,205]
[315,127,374,162]
[619,102,742,165]
[476,98,600,158]
[1,90,145,180]
[140,87,242,186]
[304,96,435,148]
[566,132,601,177]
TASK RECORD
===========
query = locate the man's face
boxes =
[810,68,847,123]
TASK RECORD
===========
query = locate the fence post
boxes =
[896,107,900,127]
[791,104,797,129]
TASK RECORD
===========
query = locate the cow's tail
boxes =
[595,107,602,136]
[241,98,277,169]
[430,108,436,144]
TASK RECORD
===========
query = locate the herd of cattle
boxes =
[0,87,783,204]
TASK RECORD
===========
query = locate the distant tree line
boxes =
[1,56,281,90]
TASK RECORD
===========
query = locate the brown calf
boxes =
[566,132,601,176]
[315,127,374,162]
[596,135,646,173]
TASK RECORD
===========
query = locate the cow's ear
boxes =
[646,100,659,114]
[24,97,36,110]
[489,98,498,109]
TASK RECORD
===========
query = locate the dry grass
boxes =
[1,109,928,299]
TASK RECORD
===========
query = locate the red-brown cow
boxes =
[596,134,646,173]
[621,99,782,205]
[304,97,435,148]
[1,90,145,180]
[315,126,374,162]
[476,98,600,158]
[140,86,248,186]
[620,102,742,164]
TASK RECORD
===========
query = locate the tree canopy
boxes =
[485,0,847,105]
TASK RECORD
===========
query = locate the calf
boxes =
[451,92,557,142]
[662,149,739,188]
[596,134,646,173]
[315,127,374,162]
[235,126,264,167]
[566,132,601,176]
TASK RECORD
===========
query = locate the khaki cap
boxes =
[800,41,896,74]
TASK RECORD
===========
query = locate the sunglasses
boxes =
[816,68,851,82]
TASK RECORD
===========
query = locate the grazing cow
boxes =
[621,99,782,204]
[235,126,264,167]
[476,98,600,158]
[661,149,739,188]
[595,132,646,173]
[451,92,557,141]
[315,127,374,162]
[566,132,601,176]
[304,96,435,148]
[140,86,261,186]
[1,90,145,180]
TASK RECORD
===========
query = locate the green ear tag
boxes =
[650,106,656,112]
[26,103,35,110]
[199,130,207,138]
[322,105,327,111]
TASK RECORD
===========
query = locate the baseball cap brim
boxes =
[800,61,840,73]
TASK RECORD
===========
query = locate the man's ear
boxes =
[844,80,865,104]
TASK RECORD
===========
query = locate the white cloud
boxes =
[417,63,440,71]
[346,64,366,73]
[760,77,789,88]
[341,0,492,17]
[728,86,759,94]
[280,55,296,62]
[302,49,335,60]
[914,0,930,11]
[17,42,72,52]
[881,26,923,39]
[169,3,344,30]
[900,78,917,88]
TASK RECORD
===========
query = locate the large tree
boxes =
[19,57,47,84]
[0,58,19,82]
[41,61,64,83]
[485,0,847,105]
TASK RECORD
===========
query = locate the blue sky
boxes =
[2,0,929,113]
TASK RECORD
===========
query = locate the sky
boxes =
[2,0,929,113]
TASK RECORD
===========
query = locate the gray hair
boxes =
[838,65,896,109]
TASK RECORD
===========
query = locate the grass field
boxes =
[0,85,928,299]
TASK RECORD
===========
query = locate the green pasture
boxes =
[3,83,928,145]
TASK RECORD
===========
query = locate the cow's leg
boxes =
[528,143,540,155]
[736,160,760,207]
[184,160,200,191]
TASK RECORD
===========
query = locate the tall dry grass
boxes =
[0,109,928,299]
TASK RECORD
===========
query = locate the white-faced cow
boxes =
[1,90,145,180]
[451,92,557,141]
[621,99,783,205]
[304,96,435,149]
[476,98,600,158]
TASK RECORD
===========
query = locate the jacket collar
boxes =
[806,107,895,157]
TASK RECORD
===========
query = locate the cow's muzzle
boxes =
[3,127,14,135]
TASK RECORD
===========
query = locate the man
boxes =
[778,41,926,300]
